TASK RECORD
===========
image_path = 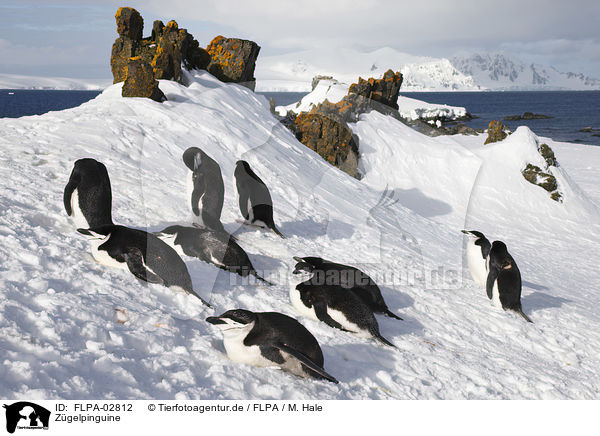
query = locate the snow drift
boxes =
[1,70,599,399]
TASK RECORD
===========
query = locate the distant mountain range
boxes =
[0,73,108,90]
[255,48,600,92]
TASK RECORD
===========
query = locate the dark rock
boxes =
[311,75,337,90]
[115,7,143,40]
[538,143,558,167]
[579,126,593,132]
[484,120,508,144]
[522,164,557,192]
[504,112,552,121]
[206,36,260,90]
[348,69,403,110]
[293,112,359,179]
[110,8,209,87]
[122,57,166,102]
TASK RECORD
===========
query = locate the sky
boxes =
[1,0,599,79]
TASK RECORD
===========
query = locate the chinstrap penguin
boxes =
[156,225,272,285]
[77,224,211,307]
[234,160,284,238]
[206,309,338,383]
[63,158,113,229]
[293,256,402,320]
[290,269,396,347]
[462,230,491,287]
[182,147,226,233]
[486,241,532,323]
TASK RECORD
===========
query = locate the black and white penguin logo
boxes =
[3,402,50,434]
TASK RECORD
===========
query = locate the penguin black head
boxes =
[206,309,257,330]
[461,230,485,239]
[182,147,204,171]
[77,225,114,238]
[235,160,251,173]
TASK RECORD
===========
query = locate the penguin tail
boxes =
[383,309,403,321]
[252,270,274,286]
[189,290,213,308]
[274,343,339,384]
[517,308,533,323]
[270,225,286,239]
[374,332,397,348]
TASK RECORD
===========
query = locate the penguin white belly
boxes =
[491,279,503,308]
[70,189,90,229]
[328,308,368,337]
[466,242,487,286]
[289,285,318,320]
[90,242,127,270]
[222,326,274,368]
[247,198,254,222]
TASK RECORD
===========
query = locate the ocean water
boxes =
[2,89,598,145]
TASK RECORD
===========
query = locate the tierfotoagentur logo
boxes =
[3,402,50,433]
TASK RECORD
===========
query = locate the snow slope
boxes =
[1,70,599,400]
[276,79,468,122]
[0,73,109,90]
[451,53,600,91]
[256,47,480,92]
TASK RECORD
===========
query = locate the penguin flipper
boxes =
[190,183,202,216]
[313,301,352,332]
[123,248,163,284]
[63,172,80,216]
[237,189,250,221]
[273,343,339,384]
[486,269,497,300]
[270,225,285,239]
[251,270,274,286]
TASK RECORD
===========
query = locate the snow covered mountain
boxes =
[255,47,600,92]
[255,47,481,92]
[451,53,600,91]
[0,73,109,90]
[1,70,600,400]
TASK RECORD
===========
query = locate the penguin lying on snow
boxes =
[207,309,338,383]
[293,256,402,320]
[156,225,272,285]
[486,241,532,323]
[182,147,226,233]
[234,160,284,238]
[64,158,113,229]
[77,224,211,307]
[290,268,396,347]
[461,230,491,286]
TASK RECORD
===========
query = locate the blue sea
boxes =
[1,89,599,145]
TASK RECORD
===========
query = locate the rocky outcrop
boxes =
[121,57,166,102]
[206,36,260,90]
[348,69,403,110]
[484,120,509,144]
[290,70,402,178]
[111,7,210,90]
[521,142,562,202]
[504,112,552,121]
[293,112,359,178]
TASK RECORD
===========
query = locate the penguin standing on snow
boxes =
[206,309,338,383]
[182,147,226,233]
[293,256,402,320]
[486,241,532,323]
[156,225,272,284]
[63,158,113,229]
[461,230,491,286]
[290,268,396,347]
[77,224,211,307]
[234,160,284,238]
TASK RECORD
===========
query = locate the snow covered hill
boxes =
[0,73,109,90]
[1,70,599,399]
[255,47,481,92]
[451,53,600,91]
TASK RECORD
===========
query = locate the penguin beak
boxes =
[206,316,226,325]
[461,230,471,235]
[293,256,304,263]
